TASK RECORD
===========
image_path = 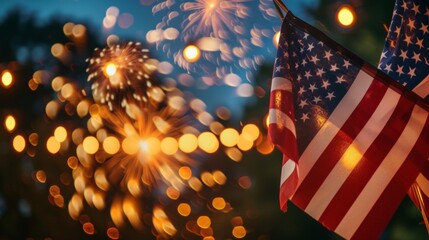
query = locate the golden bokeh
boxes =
[29,133,39,146]
[103,136,120,155]
[232,226,246,238]
[35,170,47,183]
[242,124,260,141]
[198,132,219,153]
[54,126,68,142]
[220,128,239,147]
[107,227,120,240]
[178,133,198,153]
[183,44,201,62]
[177,203,191,217]
[13,135,26,152]
[51,43,65,58]
[178,166,192,180]
[212,197,226,210]
[212,170,227,185]
[4,115,16,132]
[122,137,139,155]
[166,186,180,200]
[83,136,99,154]
[336,5,356,27]
[1,70,13,88]
[161,137,178,155]
[51,76,65,92]
[47,136,61,154]
[197,216,211,229]
[237,133,253,151]
[83,222,95,235]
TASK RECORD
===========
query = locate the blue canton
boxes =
[379,0,429,89]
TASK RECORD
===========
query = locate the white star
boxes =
[411,3,420,14]
[416,38,424,49]
[421,23,429,34]
[301,113,309,122]
[408,67,416,78]
[299,99,308,108]
[308,83,317,92]
[298,87,306,95]
[301,59,308,66]
[412,52,421,63]
[401,0,408,10]
[407,19,416,30]
[396,65,404,76]
[343,59,351,69]
[394,26,401,36]
[384,63,393,74]
[307,43,314,51]
[321,79,330,89]
[399,49,408,61]
[297,75,302,82]
[304,70,312,79]
[310,54,320,64]
[324,50,333,60]
[303,33,309,39]
[326,92,335,100]
[316,68,326,77]
[404,34,413,46]
[312,96,322,104]
[336,75,347,84]
[275,65,284,72]
[330,64,339,72]
[380,51,387,60]
[425,7,429,17]
[283,51,289,58]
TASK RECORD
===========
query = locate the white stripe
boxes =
[336,104,429,239]
[305,88,401,219]
[417,174,429,198]
[298,69,374,185]
[271,77,292,92]
[281,159,297,186]
[269,108,296,138]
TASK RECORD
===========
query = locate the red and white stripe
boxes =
[410,74,429,224]
[269,76,299,211]
[271,68,429,239]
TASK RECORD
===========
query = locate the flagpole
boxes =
[411,183,429,234]
[273,0,289,19]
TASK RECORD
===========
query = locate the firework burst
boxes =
[149,0,279,84]
[180,0,250,40]
[86,42,160,109]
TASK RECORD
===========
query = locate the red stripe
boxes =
[292,79,387,209]
[317,95,414,228]
[269,124,298,159]
[351,118,429,239]
[279,155,299,211]
[270,89,294,117]
[269,88,297,158]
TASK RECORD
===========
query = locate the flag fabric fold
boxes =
[378,0,429,221]
[269,9,429,239]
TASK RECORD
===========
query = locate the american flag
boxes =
[269,9,429,240]
[379,0,429,221]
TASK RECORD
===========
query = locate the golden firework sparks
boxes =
[86,42,160,110]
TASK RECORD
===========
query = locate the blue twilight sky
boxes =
[0,0,318,120]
